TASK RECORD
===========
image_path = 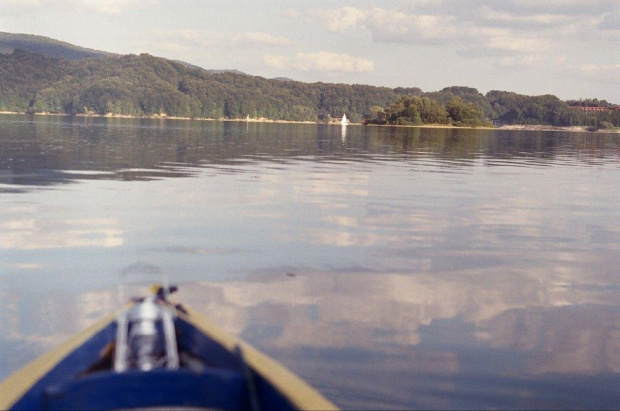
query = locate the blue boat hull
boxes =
[0,299,336,410]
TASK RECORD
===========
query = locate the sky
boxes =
[1,0,619,102]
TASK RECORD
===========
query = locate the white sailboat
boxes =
[340,114,348,142]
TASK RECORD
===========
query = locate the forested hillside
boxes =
[0,48,618,128]
[0,50,408,122]
[0,32,113,60]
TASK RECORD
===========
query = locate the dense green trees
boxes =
[424,86,494,118]
[365,95,487,127]
[565,98,615,108]
[0,32,112,60]
[0,49,617,128]
[0,50,408,122]
[445,97,486,126]
[357,86,617,129]
[380,96,449,125]
[486,90,619,128]
[486,91,574,125]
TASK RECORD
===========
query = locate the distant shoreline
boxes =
[0,111,617,133]
[0,111,318,124]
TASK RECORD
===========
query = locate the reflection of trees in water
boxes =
[372,126,619,164]
[1,116,618,189]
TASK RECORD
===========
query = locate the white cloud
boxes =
[435,0,618,18]
[485,35,551,54]
[0,0,42,15]
[151,29,211,45]
[0,0,157,16]
[482,9,572,27]
[263,53,289,69]
[598,10,620,30]
[2,0,41,5]
[143,29,292,64]
[311,4,619,68]
[264,51,374,73]
[76,0,157,15]
[366,8,460,45]
[310,6,367,33]
[578,64,620,83]
[300,4,599,93]
[495,54,540,69]
[364,7,552,57]
[280,8,300,19]
[295,51,374,73]
[229,32,292,47]
[8,263,43,270]
[150,29,291,48]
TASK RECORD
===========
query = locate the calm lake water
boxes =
[1,114,619,409]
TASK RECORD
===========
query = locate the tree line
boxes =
[0,49,618,129]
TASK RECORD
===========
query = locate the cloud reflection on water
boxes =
[1,268,618,408]
[1,117,619,409]
[0,213,123,250]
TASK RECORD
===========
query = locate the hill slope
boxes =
[0,32,114,60]
[0,49,410,122]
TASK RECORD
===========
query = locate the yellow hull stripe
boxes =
[179,306,338,411]
[0,312,117,410]
[0,304,338,411]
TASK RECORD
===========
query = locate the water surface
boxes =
[1,114,619,409]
